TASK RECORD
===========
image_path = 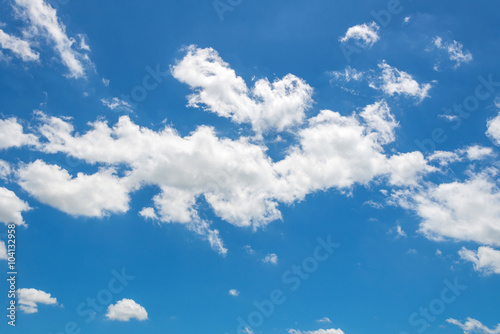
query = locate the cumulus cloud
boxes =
[106,298,148,321]
[487,111,500,146]
[17,288,58,314]
[447,318,500,334]
[228,289,240,297]
[171,45,313,134]
[371,62,432,101]
[463,145,493,160]
[393,172,500,246]
[0,117,38,149]
[289,329,345,334]
[12,0,91,78]
[459,246,500,275]
[0,187,30,225]
[262,253,278,265]
[17,160,131,217]
[340,22,380,47]
[0,28,38,61]
[434,37,473,68]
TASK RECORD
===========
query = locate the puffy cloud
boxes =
[0,28,38,61]
[434,37,473,68]
[359,100,398,145]
[12,0,91,78]
[171,45,313,133]
[0,240,7,260]
[395,173,500,246]
[106,298,148,321]
[0,117,38,149]
[0,160,11,179]
[459,246,500,275]
[487,111,500,146]
[228,289,240,297]
[340,22,380,47]
[428,150,462,166]
[371,62,432,101]
[289,329,345,334]
[17,160,131,217]
[17,288,58,314]
[387,152,435,187]
[262,253,278,265]
[463,145,493,160]
[0,187,30,225]
[447,318,500,334]
[101,97,133,113]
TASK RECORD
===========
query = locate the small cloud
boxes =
[317,317,332,323]
[403,16,411,24]
[17,288,58,314]
[433,37,473,68]
[102,78,110,87]
[340,22,380,47]
[228,289,240,297]
[101,97,133,113]
[139,207,158,220]
[106,298,148,321]
[407,249,418,255]
[436,249,443,256]
[243,245,255,255]
[262,253,278,265]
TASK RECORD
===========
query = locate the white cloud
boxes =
[13,0,91,78]
[171,45,313,134]
[0,117,38,149]
[487,111,500,146]
[0,28,38,61]
[228,289,240,297]
[340,22,380,47]
[428,150,462,166]
[329,66,364,82]
[0,241,7,260]
[139,207,158,220]
[434,37,473,68]
[394,172,500,246]
[17,288,58,314]
[106,298,148,321]
[0,160,11,179]
[17,160,131,217]
[391,223,407,238]
[101,97,133,113]
[447,318,500,334]
[359,100,398,145]
[262,253,278,265]
[316,317,332,323]
[371,62,432,101]
[387,152,435,187]
[459,246,500,275]
[463,145,493,160]
[289,329,345,334]
[102,78,110,86]
[0,187,30,225]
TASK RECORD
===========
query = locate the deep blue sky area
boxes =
[0,1,499,334]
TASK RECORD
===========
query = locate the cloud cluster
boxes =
[171,46,313,134]
[289,329,345,334]
[0,29,39,61]
[447,318,500,334]
[434,37,473,68]
[459,246,500,275]
[0,187,30,225]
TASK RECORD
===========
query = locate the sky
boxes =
[0,0,500,333]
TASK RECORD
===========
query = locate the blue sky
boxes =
[0,0,500,333]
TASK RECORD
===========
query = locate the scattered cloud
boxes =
[289,329,345,334]
[340,22,380,47]
[228,289,240,297]
[447,318,500,334]
[370,62,433,101]
[329,66,364,82]
[106,298,148,321]
[0,187,30,225]
[12,0,92,78]
[101,97,133,113]
[459,246,500,275]
[17,288,58,314]
[262,253,278,265]
[434,37,473,68]
[0,28,39,61]
[316,317,332,323]
[487,110,500,146]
